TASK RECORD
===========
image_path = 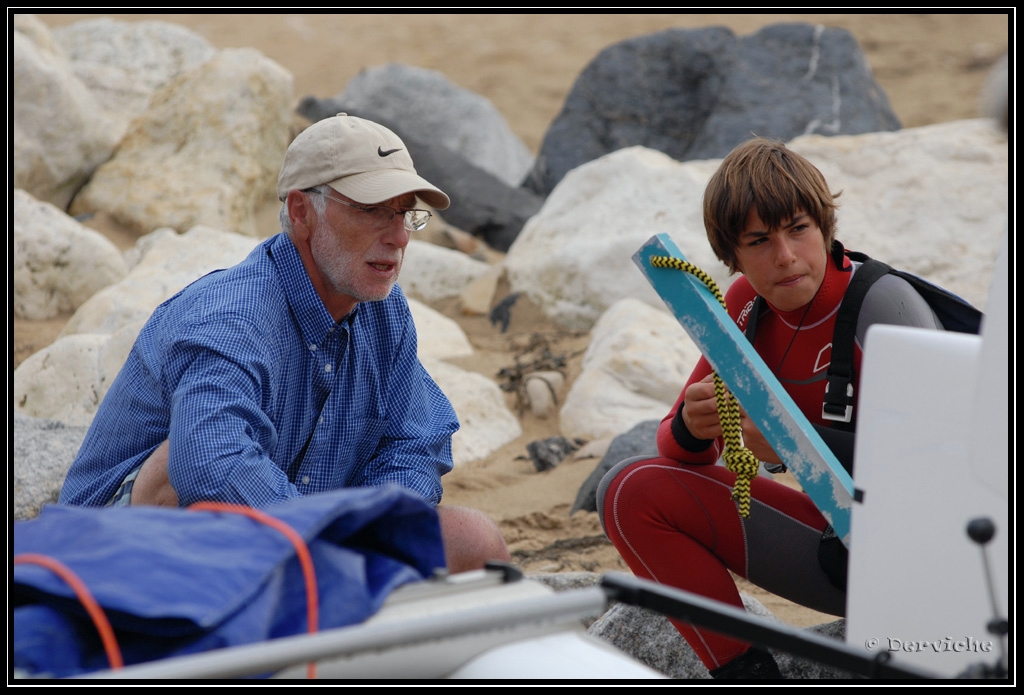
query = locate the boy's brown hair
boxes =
[703,137,841,273]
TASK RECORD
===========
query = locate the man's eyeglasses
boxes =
[305,189,432,232]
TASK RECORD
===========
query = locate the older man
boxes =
[59,114,510,573]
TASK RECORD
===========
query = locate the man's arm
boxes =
[160,319,300,508]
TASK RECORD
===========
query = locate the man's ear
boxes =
[286,189,315,239]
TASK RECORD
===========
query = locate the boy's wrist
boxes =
[671,401,714,453]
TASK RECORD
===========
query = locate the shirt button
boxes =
[318,416,323,424]
[309,344,317,351]
[324,364,332,372]
[301,476,310,485]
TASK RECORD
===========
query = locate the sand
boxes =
[19,12,1009,628]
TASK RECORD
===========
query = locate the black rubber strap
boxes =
[822,256,892,430]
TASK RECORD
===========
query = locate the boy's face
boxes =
[734,206,827,312]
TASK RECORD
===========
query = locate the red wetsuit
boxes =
[600,248,941,671]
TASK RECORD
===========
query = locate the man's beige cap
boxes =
[276,113,450,210]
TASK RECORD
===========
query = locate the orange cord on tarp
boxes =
[17,504,321,679]
[14,553,125,670]
[189,502,320,679]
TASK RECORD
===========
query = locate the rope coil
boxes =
[650,255,760,517]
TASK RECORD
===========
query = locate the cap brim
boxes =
[327,170,450,210]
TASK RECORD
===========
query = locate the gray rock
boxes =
[528,571,601,593]
[571,419,659,516]
[404,138,542,252]
[527,572,606,628]
[487,292,520,333]
[526,436,580,472]
[525,23,900,196]
[306,62,533,187]
[13,412,88,520]
[587,602,710,679]
[776,620,856,679]
[587,591,853,679]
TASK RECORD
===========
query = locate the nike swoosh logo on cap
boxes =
[378,147,402,157]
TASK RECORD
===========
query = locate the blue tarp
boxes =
[13,485,446,678]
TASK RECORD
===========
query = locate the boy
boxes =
[598,137,940,678]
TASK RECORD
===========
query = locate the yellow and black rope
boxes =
[650,255,760,517]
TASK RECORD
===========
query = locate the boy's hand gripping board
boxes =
[633,234,854,546]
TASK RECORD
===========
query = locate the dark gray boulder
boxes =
[312,62,534,188]
[527,436,580,472]
[524,23,901,196]
[570,419,659,516]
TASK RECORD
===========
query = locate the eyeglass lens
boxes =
[369,206,430,232]
[307,189,431,231]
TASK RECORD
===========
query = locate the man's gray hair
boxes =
[280,185,329,236]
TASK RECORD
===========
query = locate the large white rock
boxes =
[505,120,1007,331]
[13,188,128,320]
[400,240,493,303]
[52,17,217,141]
[504,147,723,332]
[60,225,260,338]
[560,298,702,442]
[786,119,1007,310]
[421,358,523,467]
[408,298,474,360]
[12,323,143,427]
[11,16,120,210]
[15,224,257,426]
[69,47,294,238]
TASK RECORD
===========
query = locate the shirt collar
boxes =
[267,233,351,345]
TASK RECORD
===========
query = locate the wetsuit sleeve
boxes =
[656,355,721,464]
[656,278,758,465]
[820,271,943,476]
[856,273,943,342]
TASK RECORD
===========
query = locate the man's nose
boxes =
[382,213,410,247]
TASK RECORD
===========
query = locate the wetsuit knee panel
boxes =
[596,455,662,535]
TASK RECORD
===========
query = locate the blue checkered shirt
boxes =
[59,233,458,508]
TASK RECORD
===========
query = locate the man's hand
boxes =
[131,440,180,507]
[681,374,724,440]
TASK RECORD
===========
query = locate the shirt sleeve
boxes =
[164,316,300,508]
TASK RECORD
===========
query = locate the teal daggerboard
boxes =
[634,234,853,546]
